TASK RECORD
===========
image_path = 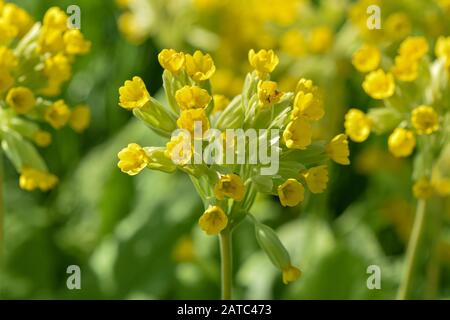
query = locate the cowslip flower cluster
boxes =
[346,36,450,199]
[117,48,349,288]
[0,3,91,191]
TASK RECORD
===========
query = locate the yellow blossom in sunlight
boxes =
[352,44,381,73]
[198,205,228,235]
[33,130,52,148]
[278,178,305,207]
[308,26,333,54]
[292,91,324,121]
[69,105,91,133]
[248,49,279,76]
[19,167,58,192]
[413,178,434,199]
[0,19,18,43]
[118,76,151,110]
[362,69,395,100]
[435,36,450,67]
[117,143,149,175]
[43,53,72,83]
[165,131,192,165]
[63,29,91,55]
[344,108,372,142]
[326,134,350,165]
[388,128,416,158]
[258,81,283,109]
[158,49,185,74]
[385,12,411,40]
[398,36,429,61]
[175,86,211,110]
[6,87,36,114]
[177,108,210,135]
[392,55,418,82]
[185,50,216,81]
[283,117,312,150]
[44,100,71,129]
[0,46,18,70]
[43,7,68,30]
[0,70,14,93]
[411,105,439,135]
[280,30,306,57]
[37,27,65,54]
[212,95,230,113]
[302,165,329,194]
[1,3,33,37]
[282,265,301,285]
[214,173,246,201]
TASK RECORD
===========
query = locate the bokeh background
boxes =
[1,0,449,299]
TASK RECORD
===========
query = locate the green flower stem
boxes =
[397,199,427,300]
[0,148,4,260]
[219,229,232,300]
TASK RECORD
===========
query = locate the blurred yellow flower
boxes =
[362,69,395,100]
[398,36,429,60]
[0,46,18,70]
[280,30,306,57]
[283,117,312,149]
[198,205,228,235]
[302,165,328,194]
[185,50,216,81]
[248,49,279,76]
[19,167,58,192]
[392,55,418,82]
[44,53,72,83]
[411,105,439,135]
[345,108,372,142]
[258,80,282,109]
[212,94,230,113]
[1,2,33,37]
[385,12,411,40]
[117,143,149,176]
[177,108,210,135]
[308,26,333,54]
[118,76,151,110]
[352,44,381,73]
[435,36,450,67]
[172,236,196,263]
[33,130,52,148]
[175,85,211,110]
[0,19,18,43]
[413,178,434,199]
[278,178,304,207]
[214,173,246,201]
[0,70,14,93]
[292,91,324,121]
[44,99,71,129]
[63,29,91,55]
[6,87,35,114]
[43,7,68,30]
[158,49,185,74]
[326,134,350,165]
[388,128,416,158]
[282,265,301,285]
[69,105,91,133]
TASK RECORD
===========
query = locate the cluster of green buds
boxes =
[346,36,450,198]
[117,48,350,284]
[0,3,91,191]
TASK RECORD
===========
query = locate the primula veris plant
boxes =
[117,48,349,299]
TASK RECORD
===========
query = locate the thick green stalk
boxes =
[397,199,427,300]
[219,229,232,300]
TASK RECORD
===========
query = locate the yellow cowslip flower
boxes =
[385,12,411,41]
[33,130,52,148]
[176,108,210,135]
[413,178,434,199]
[344,108,372,142]
[248,49,279,76]
[326,134,350,165]
[308,26,333,54]
[175,85,211,110]
[44,100,71,129]
[118,76,151,110]
[6,87,36,114]
[283,117,312,150]
[63,29,91,55]
[301,165,328,194]
[69,105,91,133]
[0,70,14,93]
[411,105,439,135]
[1,3,33,37]
[291,91,324,121]
[185,50,216,81]
[37,27,65,54]
[277,178,305,207]
[214,173,246,202]
[282,265,301,285]
[43,53,72,83]
[280,30,306,57]
[392,55,418,82]
[43,6,68,30]
[0,46,18,70]
[158,49,185,74]
[362,69,395,100]
[212,94,230,113]
[388,128,416,158]
[295,78,320,95]
[39,79,62,97]
[164,132,192,165]
[435,36,450,65]
[432,168,450,196]
[19,167,58,192]
[398,36,429,61]
[0,19,18,43]
[117,143,149,175]
[257,80,282,109]
[352,44,381,73]
[198,205,228,235]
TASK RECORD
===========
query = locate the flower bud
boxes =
[133,96,177,137]
[254,222,291,270]
[367,108,402,134]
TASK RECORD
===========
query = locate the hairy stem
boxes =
[219,229,232,300]
[397,199,427,300]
